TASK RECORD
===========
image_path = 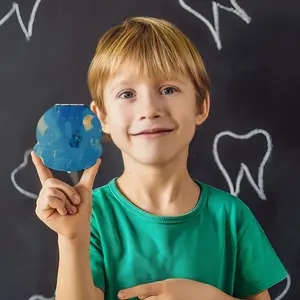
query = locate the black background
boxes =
[0,0,298,299]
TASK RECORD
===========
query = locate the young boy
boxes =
[32,17,287,300]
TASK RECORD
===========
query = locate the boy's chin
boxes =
[130,151,181,167]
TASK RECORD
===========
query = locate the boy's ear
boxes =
[90,101,111,134]
[195,93,210,126]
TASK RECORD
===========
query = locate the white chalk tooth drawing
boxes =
[213,129,272,200]
[178,0,251,50]
[214,130,292,298]
[28,295,54,300]
[274,273,291,300]
[11,149,38,199]
[0,0,43,41]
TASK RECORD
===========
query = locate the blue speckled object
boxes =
[33,104,103,172]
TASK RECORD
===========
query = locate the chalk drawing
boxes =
[274,273,291,300]
[213,129,272,200]
[0,0,43,40]
[178,0,251,50]
[11,148,38,199]
[213,128,292,297]
[214,129,291,297]
[28,295,54,300]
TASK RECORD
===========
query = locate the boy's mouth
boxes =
[132,127,174,135]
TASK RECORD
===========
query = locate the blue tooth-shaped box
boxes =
[33,104,103,172]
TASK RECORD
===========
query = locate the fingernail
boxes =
[73,194,81,204]
[118,291,124,299]
[70,205,77,214]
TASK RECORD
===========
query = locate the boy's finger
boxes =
[39,195,67,216]
[31,151,53,186]
[78,158,101,191]
[118,282,162,299]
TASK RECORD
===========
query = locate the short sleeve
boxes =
[90,209,105,291]
[233,200,287,298]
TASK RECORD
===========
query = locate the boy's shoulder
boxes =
[197,179,249,213]
[91,177,117,207]
[92,179,114,199]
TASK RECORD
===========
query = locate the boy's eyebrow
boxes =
[108,79,134,93]
[167,78,187,85]
[108,77,188,93]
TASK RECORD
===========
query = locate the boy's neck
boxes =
[115,153,200,216]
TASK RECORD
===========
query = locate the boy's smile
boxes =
[130,128,174,138]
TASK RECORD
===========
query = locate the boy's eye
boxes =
[117,87,178,99]
[161,87,178,95]
[119,91,134,99]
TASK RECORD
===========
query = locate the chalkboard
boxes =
[0,0,299,299]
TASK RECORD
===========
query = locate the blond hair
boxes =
[87,16,210,141]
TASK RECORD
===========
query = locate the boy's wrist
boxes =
[57,233,90,249]
[212,286,241,300]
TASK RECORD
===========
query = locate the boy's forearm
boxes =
[55,235,98,300]
[215,289,242,300]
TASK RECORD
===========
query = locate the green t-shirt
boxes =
[90,178,287,300]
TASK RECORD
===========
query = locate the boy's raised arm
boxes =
[55,236,103,300]
[31,152,102,300]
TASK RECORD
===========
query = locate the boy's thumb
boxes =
[78,158,101,191]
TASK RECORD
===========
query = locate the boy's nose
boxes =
[139,103,164,120]
[138,94,164,120]
[141,112,161,120]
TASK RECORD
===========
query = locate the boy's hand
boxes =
[118,278,233,300]
[31,151,101,240]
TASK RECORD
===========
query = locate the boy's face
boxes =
[91,63,209,166]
